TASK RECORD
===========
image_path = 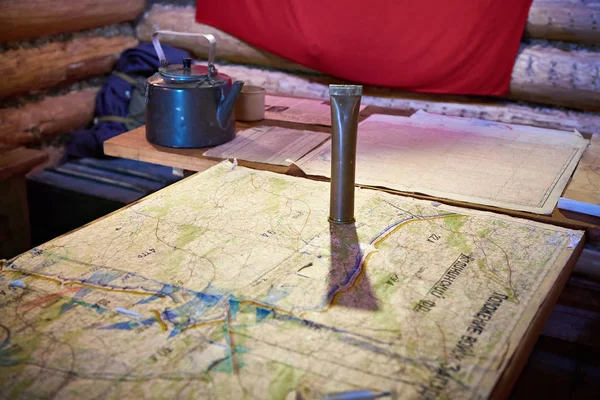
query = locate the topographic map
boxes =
[0,161,582,399]
[296,114,588,215]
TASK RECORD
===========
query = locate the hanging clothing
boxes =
[66,43,190,159]
[196,0,532,96]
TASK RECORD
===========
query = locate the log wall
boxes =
[527,0,600,44]
[0,35,138,99]
[0,0,145,42]
[0,0,143,156]
[212,62,600,135]
[0,88,98,146]
[2,0,597,150]
[138,5,600,112]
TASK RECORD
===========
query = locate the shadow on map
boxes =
[327,222,379,311]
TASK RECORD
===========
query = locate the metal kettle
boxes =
[145,31,244,148]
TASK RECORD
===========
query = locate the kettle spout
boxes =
[217,81,244,129]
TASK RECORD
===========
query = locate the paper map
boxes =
[264,95,367,126]
[1,162,582,399]
[297,113,588,215]
[203,126,329,166]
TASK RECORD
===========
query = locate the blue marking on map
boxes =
[229,298,239,319]
[326,250,364,301]
[370,217,414,245]
[212,345,250,374]
[0,341,24,366]
[100,317,156,331]
[59,287,93,314]
[8,280,25,288]
[60,271,121,315]
[100,321,140,330]
[60,297,107,315]
[256,308,272,322]
[136,284,176,305]
[0,359,21,366]
[163,291,224,337]
[264,286,289,303]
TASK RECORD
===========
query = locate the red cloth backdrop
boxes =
[196,1,532,96]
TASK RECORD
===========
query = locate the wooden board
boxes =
[561,134,600,209]
[103,126,219,173]
[103,120,330,176]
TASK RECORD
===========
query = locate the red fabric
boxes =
[196,1,532,96]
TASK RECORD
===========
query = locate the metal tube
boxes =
[329,84,362,224]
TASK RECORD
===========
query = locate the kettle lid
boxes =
[152,31,222,84]
[159,58,221,84]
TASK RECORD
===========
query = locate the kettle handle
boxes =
[151,30,217,76]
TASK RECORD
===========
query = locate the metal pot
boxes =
[145,30,244,148]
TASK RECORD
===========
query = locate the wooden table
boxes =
[2,105,594,398]
[104,106,600,246]
[0,147,48,259]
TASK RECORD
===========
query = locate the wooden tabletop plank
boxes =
[103,126,219,173]
[102,103,402,174]
[561,133,600,207]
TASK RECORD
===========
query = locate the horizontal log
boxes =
[0,35,138,99]
[510,42,600,112]
[0,0,144,43]
[558,276,600,313]
[572,245,600,281]
[0,147,47,181]
[0,143,17,154]
[0,88,98,146]
[541,304,600,347]
[527,0,600,44]
[137,5,600,111]
[214,62,600,135]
